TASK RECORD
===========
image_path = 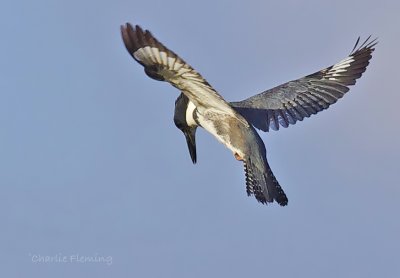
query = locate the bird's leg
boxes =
[234,152,243,161]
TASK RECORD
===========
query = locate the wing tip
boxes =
[120,22,149,55]
[121,22,168,57]
[351,35,378,55]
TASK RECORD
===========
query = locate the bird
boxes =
[120,23,376,206]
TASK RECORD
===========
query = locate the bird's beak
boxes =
[184,128,197,164]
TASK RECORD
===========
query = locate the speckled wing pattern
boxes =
[120,23,234,115]
[231,37,377,131]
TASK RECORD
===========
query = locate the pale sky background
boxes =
[1,0,399,277]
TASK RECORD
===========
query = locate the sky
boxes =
[1,0,399,277]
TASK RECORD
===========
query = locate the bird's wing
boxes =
[230,37,377,131]
[121,23,234,115]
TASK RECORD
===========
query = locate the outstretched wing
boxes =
[231,37,377,131]
[121,23,234,114]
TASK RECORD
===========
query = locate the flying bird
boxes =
[121,23,376,206]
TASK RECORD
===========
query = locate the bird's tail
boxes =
[243,156,288,206]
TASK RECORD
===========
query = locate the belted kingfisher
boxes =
[121,23,376,206]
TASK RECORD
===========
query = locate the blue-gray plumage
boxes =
[121,23,376,206]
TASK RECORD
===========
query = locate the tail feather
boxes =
[244,158,288,206]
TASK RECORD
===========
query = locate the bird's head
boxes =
[174,93,198,164]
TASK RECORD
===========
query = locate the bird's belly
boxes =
[196,112,246,158]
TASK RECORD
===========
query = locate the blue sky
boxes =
[1,0,399,277]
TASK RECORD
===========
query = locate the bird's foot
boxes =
[234,153,243,161]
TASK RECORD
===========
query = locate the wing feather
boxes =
[121,23,235,115]
[231,37,377,131]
